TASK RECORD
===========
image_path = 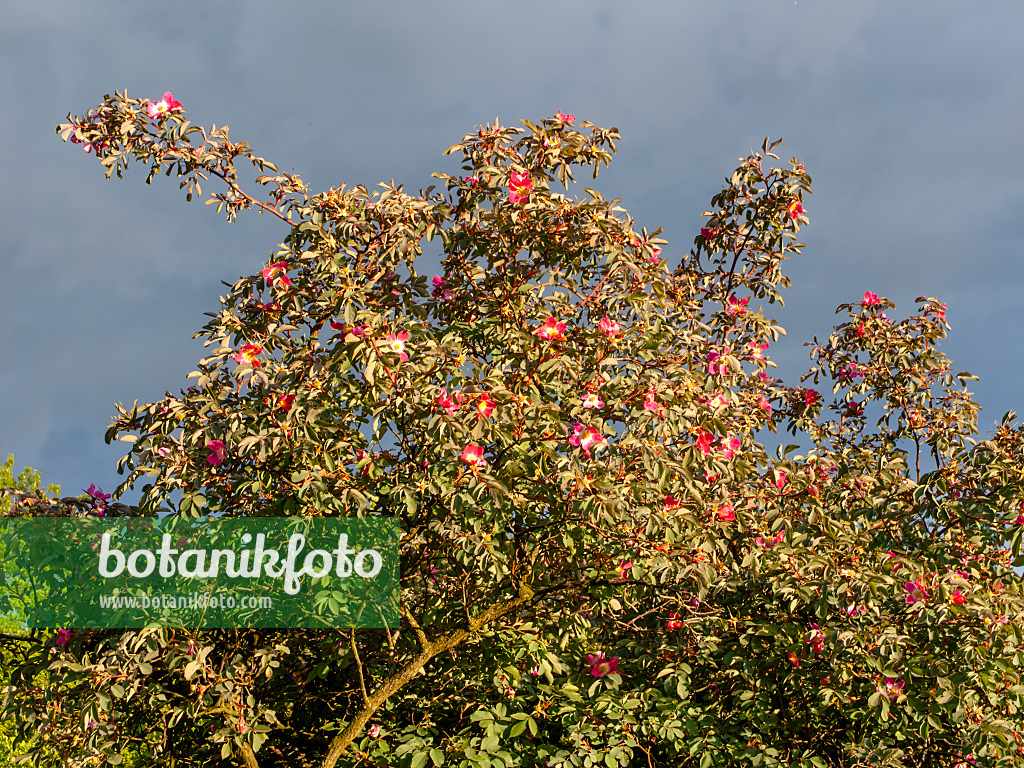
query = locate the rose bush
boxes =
[1,90,1022,767]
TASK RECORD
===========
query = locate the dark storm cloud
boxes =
[1,1,1022,497]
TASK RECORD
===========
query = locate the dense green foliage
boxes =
[0,452,58,767]
[2,91,1023,767]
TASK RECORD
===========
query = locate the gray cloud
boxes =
[2,0,1022,496]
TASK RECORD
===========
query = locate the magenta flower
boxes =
[145,91,183,120]
[85,484,111,502]
[535,317,566,340]
[206,439,227,467]
[905,580,929,604]
[509,172,533,204]
[696,430,715,456]
[56,629,72,646]
[862,291,881,307]
[805,624,825,654]
[555,111,575,124]
[368,725,381,738]
[431,275,453,300]
[787,201,805,220]
[878,677,904,702]
[436,388,461,415]
[475,393,496,419]
[585,652,618,677]
[716,503,735,522]
[232,344,263,367]
[700,226,718,240]
[460,444,486,468]
[726,296,749,316]
[748,341,769,360]
[706,348,731,375]
[261,262,292,287]
[720,435,741,460]
[755,530,785,549]
[385,331,410,361]
[598,316,620,337]
[709,392,729,409]
[582,392,605,409]
[569,423,606,457]
[643,391,664,417]
[837,363,864,383]
[617,561,633,580]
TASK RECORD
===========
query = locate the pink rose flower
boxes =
[233,344,263,367]
[368,725,381,738]
[261,262,292,287]
[460,444,486,468]
[85,484,111,502]
[145,92,183,120]
[555,111,575,124]
[726,296,749,316]
[206,439,227,467]
[56,629,72,646]
[475,393,496,419]
[569,424,606,457]
[385,331,410,362]
[509,172,533,204]
[706,348,730,376]
[598,316,620,337]
[905,580,929,604]
[436,388,461,415]
[696,430,715,456]
[535,317,566,340]
[643,392,664,417]
[585,652,618,677]
[878,677,904,702]
[748,341,768,360]
[720,435,741,460]
[861,291,881,307]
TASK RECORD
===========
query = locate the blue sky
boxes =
[2,1,1022,500]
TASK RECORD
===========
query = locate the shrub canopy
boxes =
[2,92,1023,768]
